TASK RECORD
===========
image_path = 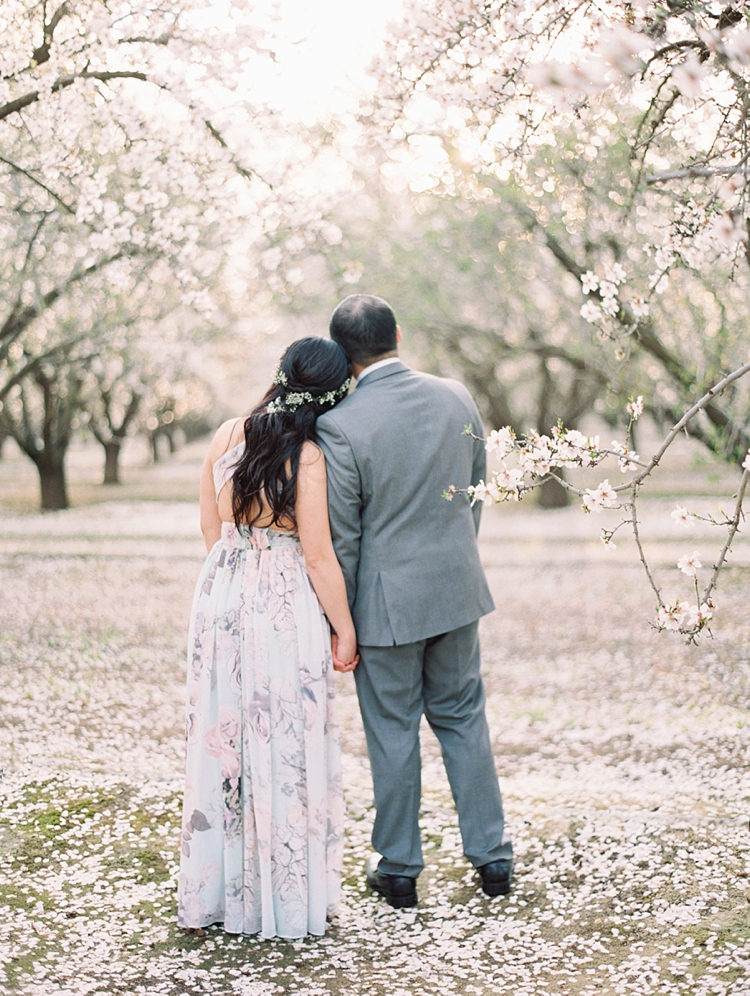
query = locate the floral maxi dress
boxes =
[178,443,344,939]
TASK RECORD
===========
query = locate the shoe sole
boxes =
[368,880,418,909]
[481,881,511,896]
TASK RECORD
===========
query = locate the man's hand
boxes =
[331,631,359,673]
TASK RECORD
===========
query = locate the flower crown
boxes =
[266,365,352,415]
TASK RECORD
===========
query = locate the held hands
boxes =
[331,631,359,673]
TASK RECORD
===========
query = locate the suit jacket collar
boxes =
[355,360,410,388]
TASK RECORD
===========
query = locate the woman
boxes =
[177,338,358,940]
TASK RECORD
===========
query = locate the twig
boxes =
[702,469,750,604]
[613,360,750,493]
[630,485,663,608]
[646,166,750,184]
[0,154,75,213]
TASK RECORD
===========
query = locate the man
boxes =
[316,294,513,909]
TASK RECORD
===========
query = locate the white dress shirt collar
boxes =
[356,356,402,384]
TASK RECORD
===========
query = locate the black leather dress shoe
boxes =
[365,853,418,908]
[477,858,513,896]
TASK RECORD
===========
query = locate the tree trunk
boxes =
[537,473,570,509]
[38,458,69,511]
[103,441,122,484]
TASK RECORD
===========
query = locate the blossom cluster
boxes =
[579,263,653,327]
[657,598,713,633]
[468,420,633,509]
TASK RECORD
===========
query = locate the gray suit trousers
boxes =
[354,621,513,878]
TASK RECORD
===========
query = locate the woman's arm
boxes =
[296,441,359,672]
[199,418,243,553]
[199,453,223,552]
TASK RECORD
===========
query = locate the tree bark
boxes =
[103,441,122,484]
[38,457,68,510]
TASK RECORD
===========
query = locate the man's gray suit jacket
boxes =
[316,361,495,647]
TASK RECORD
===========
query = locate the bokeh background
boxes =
[1,2,749,994]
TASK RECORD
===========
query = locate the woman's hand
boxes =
[331,631,359,673]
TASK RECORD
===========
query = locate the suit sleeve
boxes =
[315,416,362,608]
[470,404,486,536]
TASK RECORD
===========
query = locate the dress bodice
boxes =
[213,442,244,500]
[221,522,300,550]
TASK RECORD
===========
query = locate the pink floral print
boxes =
[178,522,344,939]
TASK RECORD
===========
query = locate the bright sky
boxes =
[260,0,404,120]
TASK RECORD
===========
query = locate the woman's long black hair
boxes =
[231,337,351,528]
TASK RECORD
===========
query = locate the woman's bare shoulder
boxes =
[299,440,324,467]
[207,417,245,462]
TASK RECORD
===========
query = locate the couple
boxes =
[177,294,513,939]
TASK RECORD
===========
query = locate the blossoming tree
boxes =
[0,0,320,507]
[370,0,750,637]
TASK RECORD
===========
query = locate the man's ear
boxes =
[396,325,402,344]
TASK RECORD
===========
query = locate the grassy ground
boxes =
[0,439,749,995]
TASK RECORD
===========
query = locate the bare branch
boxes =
[702,469,750,605]
[620,360,750,493]
[646,166,750,185]
[630,485,663,607]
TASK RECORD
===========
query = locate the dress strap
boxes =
[213,442,244,500]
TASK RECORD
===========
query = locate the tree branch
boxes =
[646,166,750,184]
[0,340,85,404]
[0,248,146,354]
[0,154,75,212]
[204,119,274,189]
[0,71,150,122]
[702,468,749,605]
[31,2,71,67]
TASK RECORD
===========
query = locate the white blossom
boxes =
[626,396,644,420]
[725,29,750,68]
[711,212,747,246]
[485,426,516,457]
[671,505,694,527]
[582,479,619,513]
[604,262,627,285]
[677,551,702,577]
[672,54,709,99]
[581,271,599,294]
[681,602,713,630]
[656,599,686,631]
[596,26,652,76]
[467,480,494,506]
[493,465,525,499]
[580,300,603,323]
[285,268,305,286]
[600,295,620,317]
[611,440,639,472]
